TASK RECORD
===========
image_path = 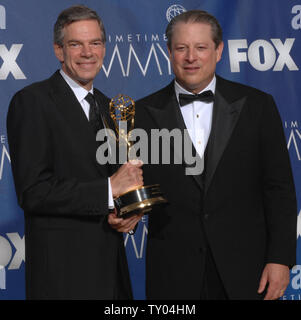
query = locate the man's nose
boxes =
[81,44,93,57]
[186,48,197,62]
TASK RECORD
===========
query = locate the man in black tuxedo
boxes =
[6,5,143,299]
[135,10,297,300]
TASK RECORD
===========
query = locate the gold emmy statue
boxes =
[109,94,167,218]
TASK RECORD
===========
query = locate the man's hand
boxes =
[110,160,143,198]
[257,263,290,300]
[108,210,143,233]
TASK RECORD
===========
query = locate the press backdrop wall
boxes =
[0,0,300,300]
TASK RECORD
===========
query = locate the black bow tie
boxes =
[179,90,214,107]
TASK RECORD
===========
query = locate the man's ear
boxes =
[216,41,224,63]
[54,44,64,63]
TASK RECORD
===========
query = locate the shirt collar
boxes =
[174,75,216,103]
[60,69,93,103]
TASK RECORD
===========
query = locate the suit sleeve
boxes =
[6,88,109,217]
[260,94,297,267]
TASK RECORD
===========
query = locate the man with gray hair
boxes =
[135,10,297,300]
[7,5,143,299]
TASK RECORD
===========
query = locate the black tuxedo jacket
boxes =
[135,75,297,299]
[7,71,132,299]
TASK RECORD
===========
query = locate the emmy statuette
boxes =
[109,94,167,218]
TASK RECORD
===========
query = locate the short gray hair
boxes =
[53,5,106,46]
[166,10,223,50]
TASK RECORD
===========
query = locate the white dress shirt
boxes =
[175,76,216,159]
[60,70,114,209]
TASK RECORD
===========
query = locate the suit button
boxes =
[204,214,209,220]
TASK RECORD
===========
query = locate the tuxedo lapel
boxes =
[94,89,114,130]
[144,83,180,131]
[143,84,184,165]
[48,71,109,177]
[143,82,203,189]
[205,79,246,194]
[94,89,118,175]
